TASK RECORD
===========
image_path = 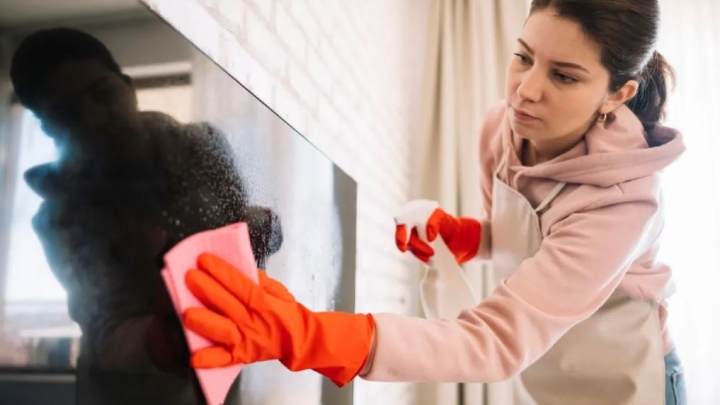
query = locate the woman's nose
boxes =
[516,69,544,102]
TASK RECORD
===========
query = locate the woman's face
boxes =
[36,59,138,142]
[504,9,620,146]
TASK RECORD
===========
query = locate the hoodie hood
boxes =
[503,105,686,188]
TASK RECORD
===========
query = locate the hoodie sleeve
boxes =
[361,184,659,382]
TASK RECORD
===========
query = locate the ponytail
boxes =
[626,51,676,134]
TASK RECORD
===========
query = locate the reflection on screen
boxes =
[0,4,357,405]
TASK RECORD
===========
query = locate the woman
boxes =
[181,0,687,403]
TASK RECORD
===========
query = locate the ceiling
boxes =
[0,0,146,28]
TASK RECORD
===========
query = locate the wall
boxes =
[139,1,431,404]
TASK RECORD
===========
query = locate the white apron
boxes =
[486,153,666,405]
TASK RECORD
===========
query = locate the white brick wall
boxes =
[140,1,430,404]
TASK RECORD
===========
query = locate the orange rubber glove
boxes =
[395,208,481,264]
[182,253,375,387]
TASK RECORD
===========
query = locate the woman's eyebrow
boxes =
[518,38,591,74]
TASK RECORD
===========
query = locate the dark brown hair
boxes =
[10,28,124,113]
[530,0,675,134]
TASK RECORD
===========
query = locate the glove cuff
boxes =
[450,218,482,264]
[282,311,376,387]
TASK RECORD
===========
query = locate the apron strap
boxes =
[534,181,566,214]
[494,153,509,178]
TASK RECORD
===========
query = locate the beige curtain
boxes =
[414,0,528,404]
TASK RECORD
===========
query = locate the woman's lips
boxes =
[512,106,540,122]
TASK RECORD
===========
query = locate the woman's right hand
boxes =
[395,208,481,264]
[183,253,375,388]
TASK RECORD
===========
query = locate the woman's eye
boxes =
[554,72,577,84]
[513,53,531,65]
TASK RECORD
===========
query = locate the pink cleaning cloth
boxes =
[161,222,259,405]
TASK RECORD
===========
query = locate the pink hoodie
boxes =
[361,102,686,383]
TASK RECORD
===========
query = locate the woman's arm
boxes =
[361,184,659,382]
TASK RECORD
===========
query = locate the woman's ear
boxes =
[600,79,639,114]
